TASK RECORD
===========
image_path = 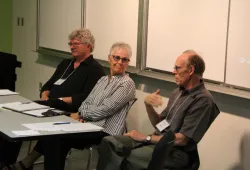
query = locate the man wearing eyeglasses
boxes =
[0,28,106,170]
[38,28,105,112]
[96,50,220,170]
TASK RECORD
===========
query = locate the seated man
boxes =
[38,28,105,112]
[5,42,136,170]
[0,28,105,169]
[96,50,220,170]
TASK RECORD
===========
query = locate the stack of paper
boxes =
[59,123,103,132]
[0,102,22,108]
[0,89,19,96]
[12,130,40,136]
[23,109,50,117]
[22,122,103,132]
[3,102,49,112]
[22,122,61,131]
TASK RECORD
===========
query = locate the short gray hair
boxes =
[68,28,95,52]
[109,42,132,58]
[183,50,205,77]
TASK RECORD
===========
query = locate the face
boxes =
[68,39,90,59]
[173,54,194,88]
[108,48,130,76]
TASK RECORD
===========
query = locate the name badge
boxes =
[156,119,170,132]
[54,79,65,85]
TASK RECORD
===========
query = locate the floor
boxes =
[18,141,99,170]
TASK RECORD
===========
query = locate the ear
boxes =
[108,55,111,63]
[86,44,92,52]
[189,65,195,75]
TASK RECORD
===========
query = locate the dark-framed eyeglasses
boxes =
[111,55,130,63]
[173,65,182,72]
[68,42,84,47]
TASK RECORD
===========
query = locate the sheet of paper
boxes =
[12,130,40,136]
[0,102,22,108]
[0,89,19,96]
[23,109,50,117]
[59,123,103,132]
[22,122,61,131]
[3,102,49,112]
[22,122,103,132]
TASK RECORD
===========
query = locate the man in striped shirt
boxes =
[42,42,136,170]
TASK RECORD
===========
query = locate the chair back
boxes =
[124,98,137,133]
[147,130,175,170]
[147,130,200,170]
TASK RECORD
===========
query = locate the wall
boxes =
[11,1,250,170]
[0,0,12,53]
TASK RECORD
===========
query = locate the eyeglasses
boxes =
[173,65,182,72]
[68,42,84,46]
[111,55,130,63]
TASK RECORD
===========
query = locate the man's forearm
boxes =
[60,97,72,104]
[148,133,188,146]
[145,103,161,127]
[149,135,163,144]
[41,90,50,100]
[174,133,189,146]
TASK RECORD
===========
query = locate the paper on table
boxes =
[0,102,22,108]
[59,123,103,132]
[22,122,61,131]
[3,102,50,112]
[0,89,19,96]
[23,109,50,117]
[12,130,40,136]
[22,122,103,132]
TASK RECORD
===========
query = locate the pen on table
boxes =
[53,122,71,125]
[22,101,32,104]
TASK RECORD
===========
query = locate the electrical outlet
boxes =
[39,82,43,92]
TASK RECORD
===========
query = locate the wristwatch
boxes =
[145,135,152,144]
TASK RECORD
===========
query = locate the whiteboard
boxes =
[85,0,139,66]
[226,0,250,89]
[146,0,229,82]
[39,0,82,52]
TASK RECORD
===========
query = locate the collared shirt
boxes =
[158,80,220,151]
[78,74,136,135]
[41,55,106,111]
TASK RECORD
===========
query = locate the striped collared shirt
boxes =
[78,74,136,135]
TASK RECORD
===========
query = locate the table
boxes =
[0,94,103,142]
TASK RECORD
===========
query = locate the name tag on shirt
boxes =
[54,79,66,85]
[156,119,169,132]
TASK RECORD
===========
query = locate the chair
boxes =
[147,130,200,170]
[147,129,175,170]
[84,98,137,170]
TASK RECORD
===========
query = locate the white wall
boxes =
[199,112,250,170]
[16,54,56,100]
[13,0,56,100]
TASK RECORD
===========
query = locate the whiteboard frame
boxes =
[36,0,250,93]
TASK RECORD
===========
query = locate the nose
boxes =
[70,46,76,50]
[117,58,123,64]
[173,69,177,75]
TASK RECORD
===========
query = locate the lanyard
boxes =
[59,59,78,81]
[165,91,190,124]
